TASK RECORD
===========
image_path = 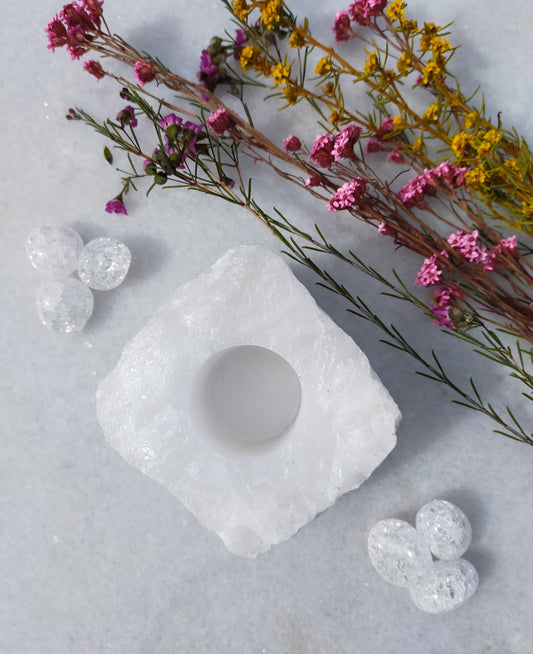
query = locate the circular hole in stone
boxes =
[195,345,301,453]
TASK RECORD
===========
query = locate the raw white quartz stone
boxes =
[36,278,94,333]
[26,224,84,277]
[416,499,472,560]
[367,519,433,587]
[77,237,131,290]
[96,245,400,557]
[409,559,479,613]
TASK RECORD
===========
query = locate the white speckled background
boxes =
[2,1,533,652]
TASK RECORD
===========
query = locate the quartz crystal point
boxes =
[96,245,400,557]
[36,278,94,333]
[409,559,479,613]
[416,499,472,560]
[367,519,433,586]
[26,225,84,277]
[77,237,131,290]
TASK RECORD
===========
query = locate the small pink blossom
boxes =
[45,17,68,51]
[365,137,382,155]
[105,199,127,215]
[430,286,458,329]
[82,0,103,24]
[447,230,487,263]
[83,59,105,80]
[207,108,234,134]
[398,173,428,207]
[333,10,351,42]
[379,115,396,135]
[414,251,448,287]
[117,105,137,128]
[134,61,156,86]
[378,222,395,236]
[326,177,367,211]
[332,125,362,161]
[305,175,323,187]
[283,134,302,152]
[309,133,336,169]
[386,150,404,163]
[497,235,518,257]
[349,0,387,24]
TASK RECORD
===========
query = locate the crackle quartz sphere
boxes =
[77,237,131,290]
[416,499,472,560]
[36,279,94,333]
[409,558,479,613]
[26,225,84,277]
[367,519,433,587]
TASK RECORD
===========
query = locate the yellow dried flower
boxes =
[465,166,487,186]
[272,61,291,86]
[431,36,452,53]
[522,201,533,217]
[412,138,424,153]
[255,56,272,76]
[261,0,283,30]
[315,56,332,76]
[397,52,412,74]
[464,112,479,129]
[386,0,405,21]
[240,45,257,71]
[329,110,341,124]
[421,61,442,84]
[477,141,492,158]
[423,103,439,122]
[282,85,299,105]
[323,81,336,97]
[505,159,519,172]
[364,51,379,75]
[232,0,249,21]
[289,28,306,49]
[400,18,418,35]
[420,22,439,51]
[451,131,474,157]
[392,115,404,129]
[484,129,502,145]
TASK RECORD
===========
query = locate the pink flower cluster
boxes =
[398,162,469,207]
[207,108,235,135]
[447,230,518,271]
[333,11,351,41]
[283,134,302,152]
[430,286,459,329]
[348,0,387,25]
[309,125,362,169]
[45,1,103,60]
[153,114,203,168]
[327,177,367,211]
[134,61,156,86]
[414,251,448,287]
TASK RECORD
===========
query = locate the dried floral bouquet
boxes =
[45,0,533,444]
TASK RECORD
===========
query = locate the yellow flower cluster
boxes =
[465,166,487,186]
[315,56,332,76]
[421,61,442,84]
[239,45,271,76]
[397,52,412,74]
[423,104,439,122]
[261,0,283,30]
[232,0,249,21]
[289,28,306,48]
[272,60,291,85]
[451,132,474,157]
[386,0,406,21]
[365,51,379,75]
[419,23,439,51]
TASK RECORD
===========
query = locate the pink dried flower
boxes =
[414,251,448,287]
[386,150,404,163]
[117,105,137,128]
[332,125,362,161]
[82,0,103,24]
[207,108,234,134]
[379,115,396,135]
[134,61,156,86]
[283,134,302,152]
[447,229,487,263]
[105,199,127,215]
[327,177,367,211]
[305,175,323,187]
[45,17,68,51]
[378,221,395,236]
[349,0,386,24]
[430,286,458,329]
[398,173,428,207]
[333,10,351,42]
[365,137,382,155]
[432,161,468,188]
[83,59,105,80]
[309,133,336,169]
[158,113,182,130]
[497,235,518,257]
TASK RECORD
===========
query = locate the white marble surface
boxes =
[2,1,533,652]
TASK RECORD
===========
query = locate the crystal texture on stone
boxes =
[409,559,479,613]
[368,519,433,587]
[96,245,400,557]
[416,499,472,560]
[26,225,84,277]
[36,279,94,333]
[77,237,131,290]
